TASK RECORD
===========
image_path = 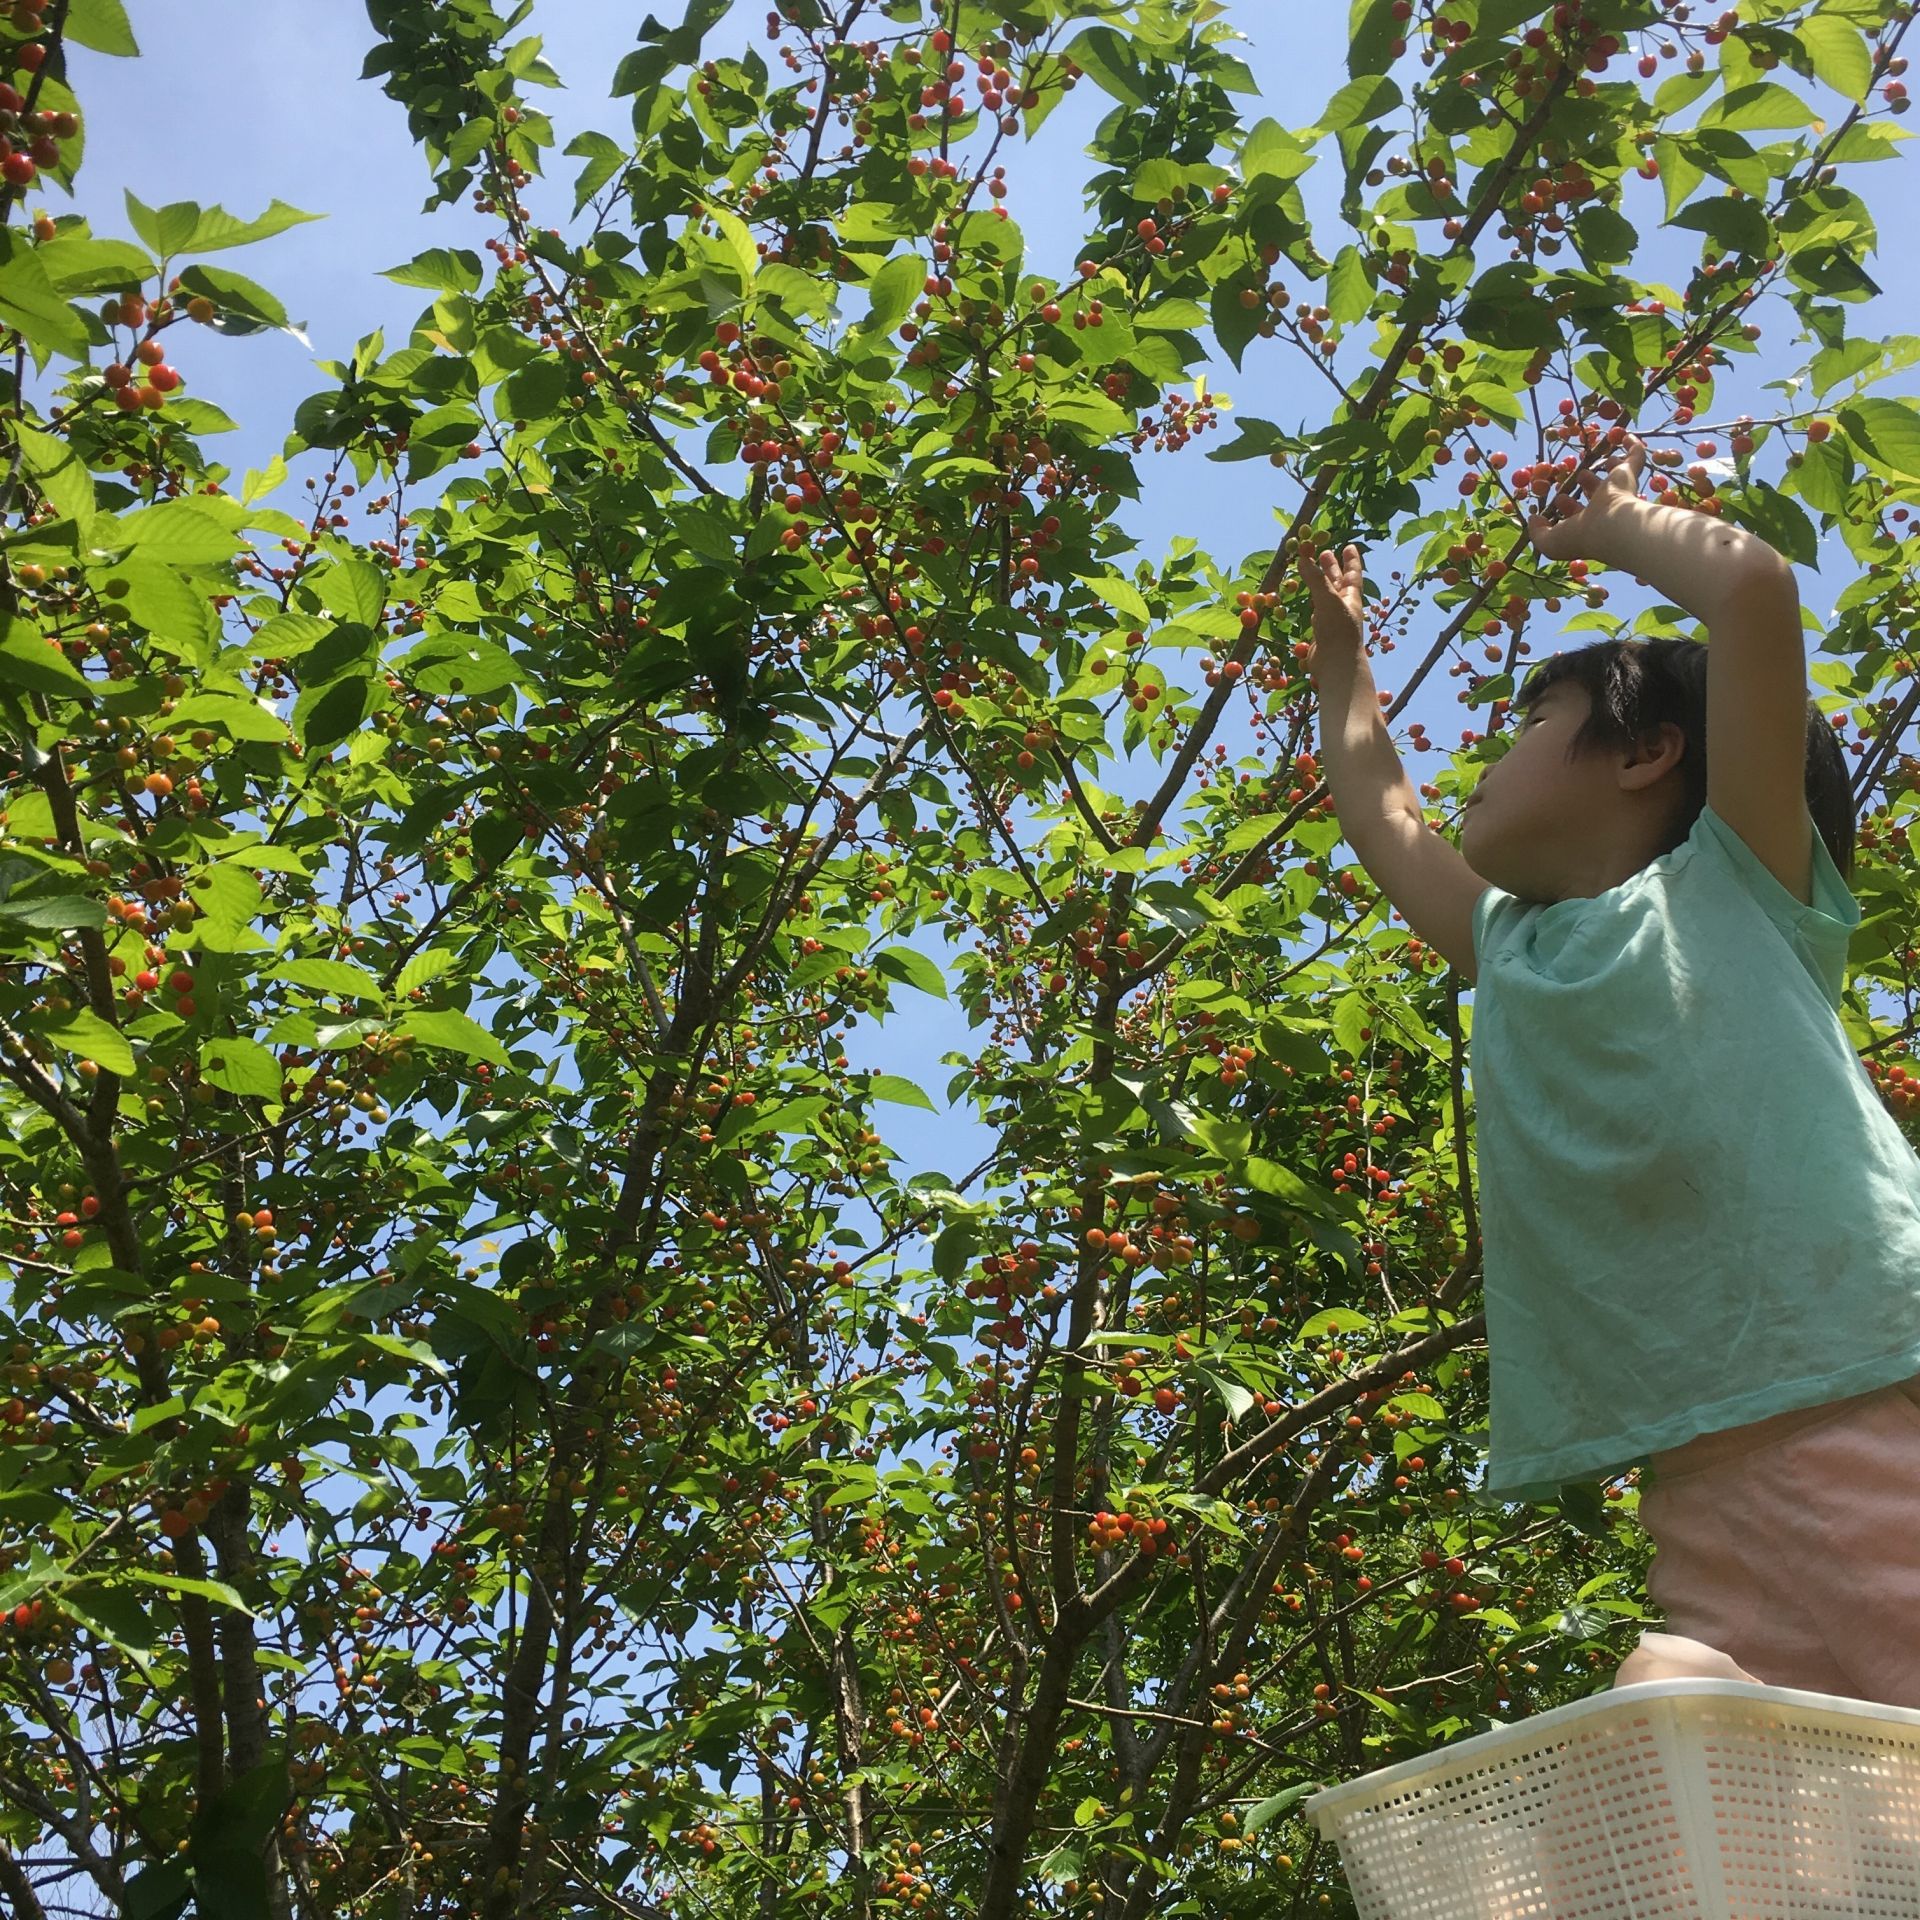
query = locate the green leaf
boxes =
[314,555,387,625]
[1245,1782,1326,1835]
[197,1035,284,1101]
[396,1007,513,1069]
[0,619,91,695]
[176,264,290,331]
[1075,574,1151,626]
[121,1860,191,1920]
[1326,245,1371,327]
[1210,275,1263,373]
[565,131,628,216]
[1347,0,1401,77]
[0,229,91,360]
[124,192,199,256]
[295,674,371,752]
[756,262,835,319]
[264,959,386,1003]
[1241,118,1315,186]
[1799,16,1872,101]
[111,499,244,566]
[709,205,759,285]
[186,864,264,953]
[1701,80,1815,132]
[1715,480,1818,568]
[129,194,323,255]
[869,1073,936,1111]
[1668,194,1772,258]
[858,252,923,337]
[163,693,288,744]
[872,946,947,1000]
[66,0,140,56]
[1298,1307,1372,1343]
[243,614,330,660]
[1136,297,1208,331]
[114,1567,258,1615]
[43,1007,134,1077]
[14,423,96,527]
[1839,398,1920,480]
[394,948,456,998]
[1573,205,1639,266]
[1199,1371,1256,1424]
[401,636,520,698]
[34,233,153,299]
[1655,135,1707,222]
[292,621,380,690]
[190,1758,285,1919]
[1048,392,1133,441]
[1310,73,1400,138]
[0,893,107,931]
[380,248,484,294]
[1063,26,1150,106]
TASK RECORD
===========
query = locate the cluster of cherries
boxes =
[0,59,72,192]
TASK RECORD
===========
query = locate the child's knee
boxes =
[1613,1630,1761,1689]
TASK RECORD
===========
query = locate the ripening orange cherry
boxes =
[143,772,172,796]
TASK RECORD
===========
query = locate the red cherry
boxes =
[1,153,36,188]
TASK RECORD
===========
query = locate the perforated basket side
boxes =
[1304,1681,1920,1920]
[1313,1712,1671,1920]
[1660,1687,1920,1915]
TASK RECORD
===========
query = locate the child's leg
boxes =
[1634,1376,1920,1707]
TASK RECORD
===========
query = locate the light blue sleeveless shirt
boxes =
[1468,801,1920,1502]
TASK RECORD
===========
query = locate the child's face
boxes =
[1459,679,1686,905]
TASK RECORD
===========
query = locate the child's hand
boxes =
[1304,539,1367,677]
[1527,434,1653,565]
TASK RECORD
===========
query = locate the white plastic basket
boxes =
[1304,1678,1920,1918]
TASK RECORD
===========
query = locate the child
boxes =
[1304,436,1920,1711]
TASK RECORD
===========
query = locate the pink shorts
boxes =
[1637,1371,1920,1711]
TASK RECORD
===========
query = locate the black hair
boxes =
[1511,635,1856,880]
